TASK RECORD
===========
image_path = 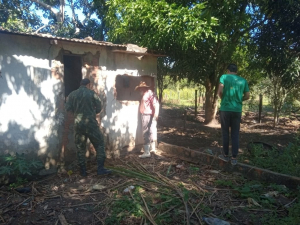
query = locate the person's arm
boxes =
[243,80,250,101]
[243,92,250,101]
[154,101,160,120]
[65,94,73,113]
[217,83,224,99]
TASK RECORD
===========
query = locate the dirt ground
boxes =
[158,106,300,155]
[0,106,299,225]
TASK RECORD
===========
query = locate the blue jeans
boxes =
[220,111,242,158]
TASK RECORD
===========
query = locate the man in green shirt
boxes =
[217,64,250,165]
[66,78,111,176]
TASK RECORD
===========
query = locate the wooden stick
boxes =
[63,201,106,208]
[188,201,202,225]
[133,157,149,173]
[0,215,5,223]
[284,197,297,208]
[44,195,61,200]
[158,205,178,217]
[140,194,155,224]
[14,197,31,210]
[138,184,176,196]
[128,190,157,225]
[93,212,104,225]
[58,214,68,225]
[190,194,205,218]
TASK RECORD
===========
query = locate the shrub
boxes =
[243,136,300,177]
[0,152,44,177]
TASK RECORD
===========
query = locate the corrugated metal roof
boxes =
[0,27,127,48]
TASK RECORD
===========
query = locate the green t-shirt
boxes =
[219,74,249,112]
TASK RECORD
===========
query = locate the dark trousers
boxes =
[220,111,242,158]
[141,114,154,145]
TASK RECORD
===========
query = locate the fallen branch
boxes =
[140,194,156,224]
[133,157,149,173]
[188,201,203,225]
[190,194,205,219]
[0,215,5,223]
[128,189,157,225]
[158,204,180,217]
[138,184,176,196]
[63,200,107,208]
[44,195,61,200]
[107,179,134,192]
[93,212,104,225]
[284,197,297,208]
[155,173,190,225]
[14,197,32,210]
[58,213,68,225]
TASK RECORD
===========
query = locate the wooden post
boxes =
[258,94,263,123]
[195,90,197,117]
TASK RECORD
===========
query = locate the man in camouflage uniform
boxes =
[65,78,111,176]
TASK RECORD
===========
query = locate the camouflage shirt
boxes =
[65,86,101,127]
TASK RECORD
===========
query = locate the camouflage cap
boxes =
[80,78,91,86]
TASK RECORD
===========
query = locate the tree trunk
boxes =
[158,90,163,104]
[204,79,218,124]
[273,106,278,127]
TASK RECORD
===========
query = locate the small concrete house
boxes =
[0,28,160,169]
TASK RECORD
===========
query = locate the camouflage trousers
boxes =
[74,122,106,167]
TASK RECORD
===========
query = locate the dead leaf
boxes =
[67,208,74,213]
[248,198,261,207]
[47,211,55,216]
[263,191,279,198]
[92,184,106,191]
[43,205,48,210]
[58,214,68,225]
[176,165,186,170]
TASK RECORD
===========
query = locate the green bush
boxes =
[0,152,44,177]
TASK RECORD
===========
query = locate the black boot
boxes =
[97,159,112,175]
[80,165,87,177]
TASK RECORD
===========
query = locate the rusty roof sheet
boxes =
[0,27,126,48]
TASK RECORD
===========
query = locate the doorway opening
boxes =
[64,55,82,99]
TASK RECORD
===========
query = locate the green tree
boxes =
[0,0,41,31]
[0,0,107,40]
[251,0,300,126]
[157,57,173,104]
[106,0,265,123]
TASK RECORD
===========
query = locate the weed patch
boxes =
[240,135,300,177]
[0,152,44,186]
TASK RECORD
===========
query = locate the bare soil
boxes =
[0,106,299,225]
[157,106,300,156]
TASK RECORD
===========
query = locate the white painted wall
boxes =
[0,32,158,165]
[0,35,63,165]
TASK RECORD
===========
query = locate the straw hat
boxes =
[135,81,150,90]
